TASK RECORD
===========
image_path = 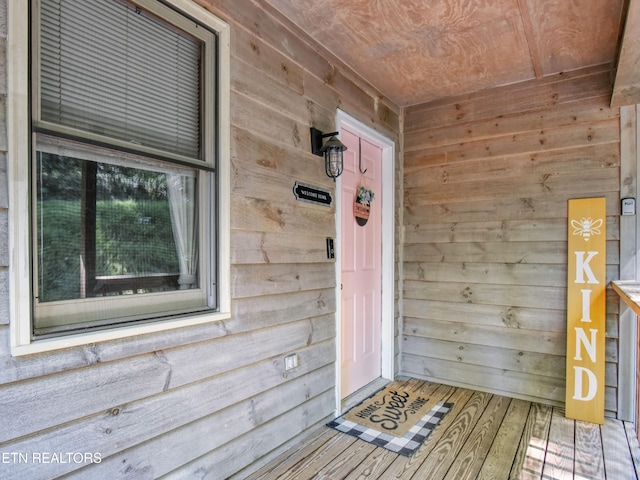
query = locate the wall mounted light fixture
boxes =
[310,127,347,181]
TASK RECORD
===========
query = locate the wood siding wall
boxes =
[402,64,621,415]
[0,1,399,478]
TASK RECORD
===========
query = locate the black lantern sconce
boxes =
[310,127,347,181]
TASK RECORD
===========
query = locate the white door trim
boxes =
[619,104,639,422]
[334,110,395,413]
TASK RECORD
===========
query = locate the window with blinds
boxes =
[31,0,219,336]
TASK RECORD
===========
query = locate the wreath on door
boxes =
[354,185,375,226]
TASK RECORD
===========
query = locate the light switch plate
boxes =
[326,238,335,259]
[284,353,299,371]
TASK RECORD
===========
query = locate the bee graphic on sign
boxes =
[571,217,603,241]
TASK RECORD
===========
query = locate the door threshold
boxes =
[340,377,390,414]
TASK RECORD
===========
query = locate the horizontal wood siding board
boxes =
[228,2,400,132]
[0,354,171,444]
[404,262,619,288]
[404,94,616,149]
[231,263,336,298]
[403,240,566,264]
[402,335,565,379]
[403,317,565,355]
[405,119,620,166]
[0,290,320,383]
[403,261,568,287]
[217,0,360,105]
[404,65,613,131]
[232,128,325,186]
[229,289,336,335]
[232,26,305,96]
[232,56,310,125]
[404,336,618,381]
[404,296,619,330]
[231,195,335,235]
[405,64,613,115]
[60,366,336,480]
[161,391,336,479]
[404,142,619,186]
[404,171,619,207]
[404,296,618,336]
[0,325,105,382]
[404,192,622,225]
[403,240,619,265]
[3,349,335,479]
[234,56,383,151]
[3,0,402,477]
[160,316,335,387]
[301,68,400,143]
[231,94,309,153]
[403,355,617,414]
[1,319,334,443]
[403,298,567,332]
[402,352,566,406]
[404,217,619,244]
[230,158,336,211]
[404,281,566,310]
[213,0,400,129]
[402,67,621,411]
[231,231,335,264]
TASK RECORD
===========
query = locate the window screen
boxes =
[32,0,216,336]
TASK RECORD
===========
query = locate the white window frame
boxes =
[8,0,231,355]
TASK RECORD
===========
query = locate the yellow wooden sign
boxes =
[566,197,606,424]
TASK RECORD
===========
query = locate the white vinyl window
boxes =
[8,0,230,353]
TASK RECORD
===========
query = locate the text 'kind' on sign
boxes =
[566,197,606,424]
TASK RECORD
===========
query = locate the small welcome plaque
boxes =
[293,182,333,207]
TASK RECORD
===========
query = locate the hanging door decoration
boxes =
[354,185,374,226]
[354,138,375,226]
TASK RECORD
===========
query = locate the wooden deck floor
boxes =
[247,379,640,479]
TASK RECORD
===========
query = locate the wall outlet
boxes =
[284,353,299,371]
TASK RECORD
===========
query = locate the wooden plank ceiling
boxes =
[259,0,634,107]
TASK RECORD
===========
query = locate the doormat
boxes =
[327,386,453,456]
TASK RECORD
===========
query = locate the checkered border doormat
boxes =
[327,401,453,456]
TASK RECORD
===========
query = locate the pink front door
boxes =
[340,128,383,398]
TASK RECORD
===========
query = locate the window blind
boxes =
[39,0,202,160]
